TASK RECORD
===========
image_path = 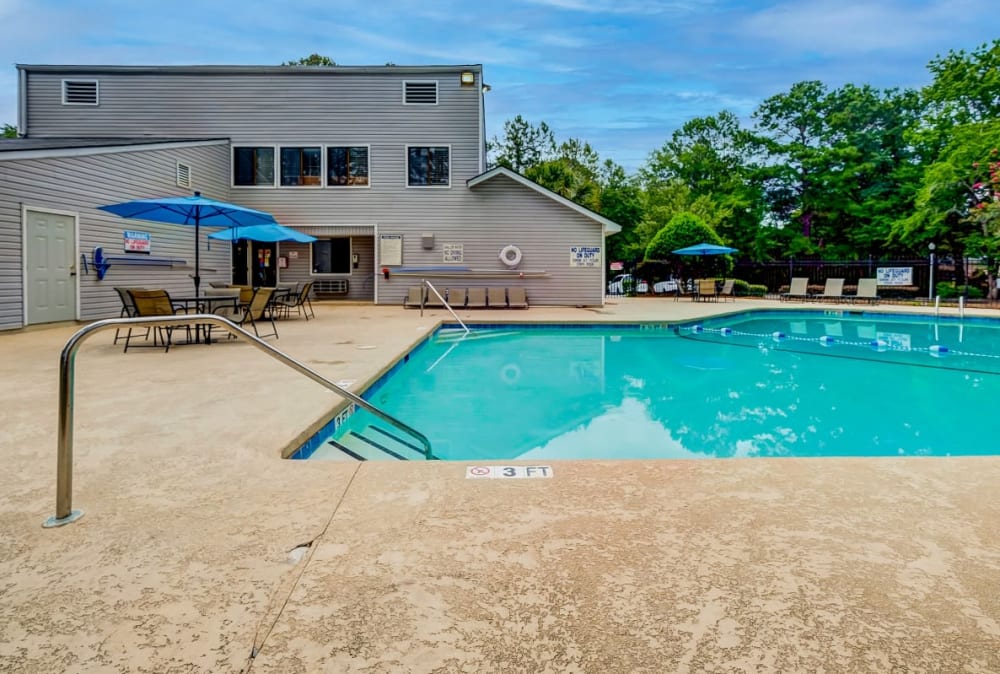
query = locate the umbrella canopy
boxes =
[671,242,739,256]
[97,191,279,294]
[208,223,317,243]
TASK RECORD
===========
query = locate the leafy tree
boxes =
[282,53,336,66]
[488,115,555,171]
[599,160,644,264]
[2,123,16,138]
[645,212,730,277]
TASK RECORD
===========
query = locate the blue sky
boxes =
[1,0,995,171]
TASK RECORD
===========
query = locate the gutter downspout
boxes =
[17,67,27,137]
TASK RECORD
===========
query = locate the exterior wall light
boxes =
[460,71,475,86]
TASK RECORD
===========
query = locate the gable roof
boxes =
[467,166,621,234]
[0,137,228,161]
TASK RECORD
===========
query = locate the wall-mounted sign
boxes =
[123,230,150,253]
[570,246,601,267]
[876,267,912,286]
[609,261,624,271]
[379,234,403,266]
[443,243,464,263]
[288,250,299,259]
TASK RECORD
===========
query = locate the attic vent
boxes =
[62,80,99,105]
[404,81,438,105]
[176,162,192,188]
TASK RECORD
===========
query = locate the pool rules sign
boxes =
[466,466,553,479]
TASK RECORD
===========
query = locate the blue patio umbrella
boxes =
[671,242,739,256]
[207,223,317,243]
[98,191,279,294]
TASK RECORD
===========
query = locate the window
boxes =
[312,238,352,274]
[327,146,370,187]
[407,146,450,187]
[280,147,322,186]
[233,147,275,186]
[62,79,98,105]
[403,81,438,105]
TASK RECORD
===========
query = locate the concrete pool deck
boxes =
[1,297,999,672]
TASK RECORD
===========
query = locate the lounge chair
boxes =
[203,288,242,340]
[125,289,189,352]
[234,287,278,339]
[851,278,880,304]
[276,281,315,320]
[507,287,528,309]
[403,286,424,309]
[814,278,845,303]
[781,277,810,301]
[424,286,446,308]
[448,288,468,309]
[467,287,487,308]
[487,287,507,308]
[716,279,736,301]
[112,286,149,345]
[696,279,718,302]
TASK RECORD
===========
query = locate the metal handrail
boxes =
[43,314,435,528]
[420,279,470,335]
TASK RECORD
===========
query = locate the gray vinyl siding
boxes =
[278,236,375,302]
[376,174,606,307]
[0,143,230,330]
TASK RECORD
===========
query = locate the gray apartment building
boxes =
[0,64,620,330]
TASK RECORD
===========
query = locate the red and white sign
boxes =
[609,261,624,271]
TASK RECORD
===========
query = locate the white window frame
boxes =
[310,236,354,277]
[405,145,451,189]
[324,144,372,189]
[231,145,278,189]
[277,145,323,189]
[61,79,99,106]
[402,80,439,106]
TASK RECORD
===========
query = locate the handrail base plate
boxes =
[43,510,84,528]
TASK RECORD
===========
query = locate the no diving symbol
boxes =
[469,466,491,477]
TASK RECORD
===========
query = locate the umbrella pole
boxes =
[194,214,201,295]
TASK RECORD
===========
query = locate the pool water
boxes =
[304,312,1000,461]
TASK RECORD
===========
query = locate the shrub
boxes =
[936,282,984,299]
[731,279,750,296]
[748,284,768,297]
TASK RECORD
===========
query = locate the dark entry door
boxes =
[231,241,278,287]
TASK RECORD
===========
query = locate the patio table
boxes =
[169,294,241,343]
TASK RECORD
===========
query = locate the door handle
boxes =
[69,264,77,277]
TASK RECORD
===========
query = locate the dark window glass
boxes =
[280,147,322,186]
[407,146,449,186]
[327,146,369,186]
[312,238,352,274]
[233,147,274,186]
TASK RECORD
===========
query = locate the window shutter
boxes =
[62,80,99,105]
[404,81,438,105]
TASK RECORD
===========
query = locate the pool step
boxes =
[434,330,519,344]
[315,424,428,461]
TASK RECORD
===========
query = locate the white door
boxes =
[24,209,77,325]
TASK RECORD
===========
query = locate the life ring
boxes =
[499,245,522,268]
[500,363,521,385]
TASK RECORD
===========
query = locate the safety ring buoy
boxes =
[500,363,521,385]
[499,244,522,268]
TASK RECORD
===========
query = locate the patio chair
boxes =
[403,286,424,309]
[124,289,190,352]
[424,286,446,308]
[276,280,315,320]
[112,286,149,345]
[814,278,845,303]
[673,279,694,302]
[781,277,810,301]
[507,287,528,309]
[696,279,718,302]
[234,287,278,339]
[448,288,468,309]
[202,287,242,340]
[852,278,881,305]
[487,287,507,308]
[467,287,487,308]
[717,279,736,302]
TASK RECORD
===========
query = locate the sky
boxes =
[0,0,996,171]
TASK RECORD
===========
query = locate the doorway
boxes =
[231,240,277,287]
[23,208,78,325]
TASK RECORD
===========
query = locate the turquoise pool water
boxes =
[301,311,1000,461]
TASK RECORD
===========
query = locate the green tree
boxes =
[282,53,336,66]
[645,212,730,277]
[2,123,16,138]
[488,115,555,171]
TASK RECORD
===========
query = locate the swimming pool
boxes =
[297,310,1000,461]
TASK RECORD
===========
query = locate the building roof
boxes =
[0,137,229,160]
[467,166,622,234]
[17,64,482,76]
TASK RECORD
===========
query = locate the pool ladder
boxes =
[43,314,434,529]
